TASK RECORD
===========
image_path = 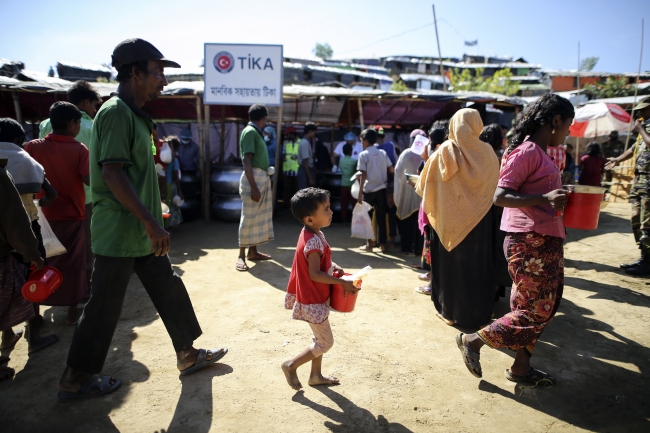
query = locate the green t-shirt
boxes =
[240,124,269,170]
[40,111,94,204]
[89,97,162,257]
[339,155,357,187]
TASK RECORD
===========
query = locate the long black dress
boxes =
[429,205,508,328]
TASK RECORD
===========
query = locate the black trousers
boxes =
[398,212,418,253]
[364,189,388,245]
[66,254,202,374]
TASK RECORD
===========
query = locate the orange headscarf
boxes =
[416,108,499,251]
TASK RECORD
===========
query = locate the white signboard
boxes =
[203,43,283,106]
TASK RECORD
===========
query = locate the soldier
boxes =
[605,98,650,275]
[602,130,625,159]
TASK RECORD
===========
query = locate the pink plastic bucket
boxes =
[563,185,606,230]
[330,273,360,313]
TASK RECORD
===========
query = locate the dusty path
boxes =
[1,204,649,432]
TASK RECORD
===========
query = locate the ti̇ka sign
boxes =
[204,43,283,106]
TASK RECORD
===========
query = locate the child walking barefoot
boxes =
[282,188,359,390]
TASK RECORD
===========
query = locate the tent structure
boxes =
[569,102,632,138]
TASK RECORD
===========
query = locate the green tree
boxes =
[313,43,333,60]
[579,56,599,72]
[448,67,520,96]
[583,76,650,99]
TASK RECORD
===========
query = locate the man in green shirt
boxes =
[58,39,227,401]
[40,80,102,285]
[236,104,274,271]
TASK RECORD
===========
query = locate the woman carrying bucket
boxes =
[456,93,574,387]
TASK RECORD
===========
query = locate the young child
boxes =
[356,128,394,253]
[339,143,356,223]
[282,188,359,390]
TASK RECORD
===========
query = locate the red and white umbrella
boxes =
[569,102,631,138]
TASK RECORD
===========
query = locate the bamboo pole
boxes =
[203,104,211,221]
[357,99,365,130]
[271,105,284,211]
[12,91,22,123]
[219,106,226,165]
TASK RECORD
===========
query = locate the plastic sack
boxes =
[342,265,373,288]
[159,141,173,163]
[351,179,360,199]
[351,202,374,239]
[36,205,67,258]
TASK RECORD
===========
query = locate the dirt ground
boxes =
[1,203,649,433]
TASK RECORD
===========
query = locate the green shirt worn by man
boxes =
[89,96,162,257]
[40,111,94,204]
[240,124,269,171]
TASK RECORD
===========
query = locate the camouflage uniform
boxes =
[630,122,650,249]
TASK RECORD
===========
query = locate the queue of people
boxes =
[2,35,650,402]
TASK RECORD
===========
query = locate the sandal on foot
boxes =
[358,245,373,252]
[436,313,454,326]
[180,347,228,376]
[57,374,122,401]
[455,333,482,378]
[418,272,430,282]
[235,259,248,272]
[505,367,555,387]
[414,286,431,295]
[0,329,23,350]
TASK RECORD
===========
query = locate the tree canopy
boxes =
[579,56,599,72]
[449,67,520,96]
[313,43,333,60]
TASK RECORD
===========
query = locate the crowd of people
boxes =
[2,35,650,402]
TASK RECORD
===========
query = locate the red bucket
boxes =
[21,266,63,303]
[563,185,606,230]
[330,273,360,313]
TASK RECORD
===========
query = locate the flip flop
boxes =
[436,313,454,326]
[57,374,121,401]
[418,273,430,282]
[409,264,423,270]
[247,253,272,261]
[0,329,23,350]
[505,367,555,387]
[180,347,228,376]
[235,258,248,272]
[358,245,373,252]
[455,333,482,378]
[414,286,431,295]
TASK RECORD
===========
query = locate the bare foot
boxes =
[308,373,340,387]
[436,313,454,326]
[281,361,302,390]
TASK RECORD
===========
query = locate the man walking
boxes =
[297,122,317,190]
[58,38,226,401]
[236,104,274,272]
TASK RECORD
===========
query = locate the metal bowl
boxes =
[210,166,243,195]
[210,195,242,222]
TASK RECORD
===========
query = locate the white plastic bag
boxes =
[351,179,360,199]
[351,202,374,239]
[159,141,172,163]
[36,205,67,258]
[342,265,373,288]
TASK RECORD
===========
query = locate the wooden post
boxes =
[12,91,22,123]
[271,105,284,211]
[330,124,335,166]
[357,99,364,130]
[219,106,226,165]
[195,97,206,219]
[203,104,211,221]
[347,100,353,131]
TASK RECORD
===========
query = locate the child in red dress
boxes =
[282,188,359,390]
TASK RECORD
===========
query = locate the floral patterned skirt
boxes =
[478,231,564,356]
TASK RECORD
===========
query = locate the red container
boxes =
[564,192,606,230]
[330,273,360,313]
[21,266,63,303]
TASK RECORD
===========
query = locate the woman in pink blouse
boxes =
[455,94,575,387]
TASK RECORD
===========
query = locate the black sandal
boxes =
[505,367,555,387]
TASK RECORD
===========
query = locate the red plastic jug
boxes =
[21,266,63,303]
[330,272,361,313]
